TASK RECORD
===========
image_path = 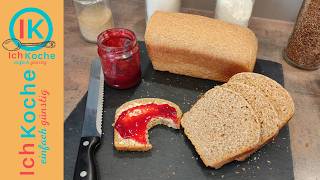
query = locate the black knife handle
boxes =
[73,136,101,180]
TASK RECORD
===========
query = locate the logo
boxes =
[2,7,55,52]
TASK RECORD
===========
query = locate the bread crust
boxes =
[113,98,182,151]
[146,44,251,82]
[235,133,278,161]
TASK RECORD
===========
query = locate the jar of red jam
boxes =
[97,28,141,89]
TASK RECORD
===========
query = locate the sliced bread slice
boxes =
[113,98,182,151]
[222,82,281,161]
[181,86,261,169]
[229,72,295,127]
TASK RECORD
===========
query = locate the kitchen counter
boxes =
[64,0,320,179]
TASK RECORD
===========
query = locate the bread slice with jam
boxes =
[113,98,182,151]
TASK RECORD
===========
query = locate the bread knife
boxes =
[73,60,104,180]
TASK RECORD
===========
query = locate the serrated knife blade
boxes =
[81,60,104,137]
[74,60,104,180]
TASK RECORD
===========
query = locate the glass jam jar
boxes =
[97,28,141,89]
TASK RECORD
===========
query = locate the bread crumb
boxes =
[221,175,224,178]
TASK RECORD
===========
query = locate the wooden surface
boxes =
[64,0,320,179]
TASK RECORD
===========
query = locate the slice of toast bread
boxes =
[181,87,261,169]
[222,82,281,161]
[113,98,182,151]
[229,72,295,127]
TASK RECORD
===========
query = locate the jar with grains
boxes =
[283,0,320,70]
[73,0,114,43]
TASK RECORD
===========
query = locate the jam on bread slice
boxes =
[113,98,182,151]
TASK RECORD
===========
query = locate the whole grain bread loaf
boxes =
[113,98,182,151]
[145,12,258,82]
[181,87,261,168]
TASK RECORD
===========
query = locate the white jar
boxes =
[146,0,181,22]
[73,0,114,43]
[215,0,255,27]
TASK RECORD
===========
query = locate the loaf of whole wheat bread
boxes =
[145,11,258,82]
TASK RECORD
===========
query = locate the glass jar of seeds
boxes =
[283,0,320,70]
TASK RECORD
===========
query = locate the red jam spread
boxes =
[114,103,178,144]
[97,28,141,89]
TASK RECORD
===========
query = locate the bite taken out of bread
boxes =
[113,98,182,151]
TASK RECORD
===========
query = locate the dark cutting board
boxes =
[65,42,294,180]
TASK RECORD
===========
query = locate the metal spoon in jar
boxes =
[2,38,56,51]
